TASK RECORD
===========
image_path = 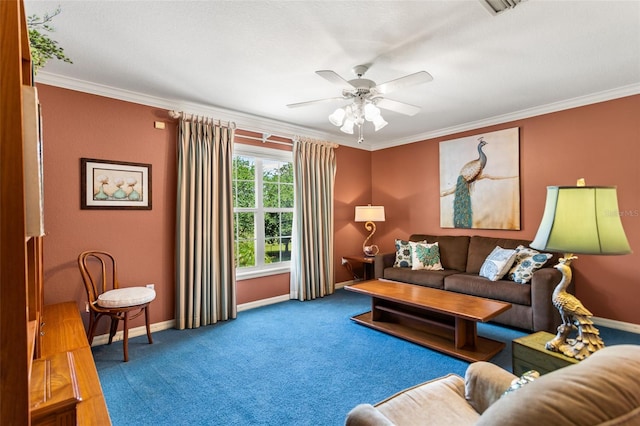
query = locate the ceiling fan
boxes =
[287,65,433,143]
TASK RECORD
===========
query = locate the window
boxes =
[233,144,294,278]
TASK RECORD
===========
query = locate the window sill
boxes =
[236,264,291,281]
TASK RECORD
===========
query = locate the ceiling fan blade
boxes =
[374,71,433,95]
[286,97,345,108]
[375,98,422,116]
[315,70,356,89]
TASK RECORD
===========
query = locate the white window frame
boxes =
[234,143,293,280]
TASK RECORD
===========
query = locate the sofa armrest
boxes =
[529,267,564,332]
[374,252,395,279]
[464,361,516,414]
[345,404,395,426]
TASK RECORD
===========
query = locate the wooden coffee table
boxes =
[345,279,512,362]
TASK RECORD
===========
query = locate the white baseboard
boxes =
[593,316,640,334]
[237,294,290,312]
[335,280,357,289]
[91,319,176,346]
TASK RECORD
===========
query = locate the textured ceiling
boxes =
[25,0,640,150]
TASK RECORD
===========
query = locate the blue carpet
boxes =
[93,289,638,425]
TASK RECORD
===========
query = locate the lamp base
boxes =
[545,255,605,360]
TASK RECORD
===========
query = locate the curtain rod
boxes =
[169,110,236,128]
[236,133,293,147]
[170,110,338,149]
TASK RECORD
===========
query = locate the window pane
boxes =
[280,237,292,262]
[236,212,255,239]
[281,212,293,237]
[281,183,294,208]
[236,240,255,268]
[235,181,255,208]
[233,156,255,180]
[264,212,279,238]
[263,182,278,208]
[264,237,279,263]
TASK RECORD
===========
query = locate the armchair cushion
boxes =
[374,374,479,426]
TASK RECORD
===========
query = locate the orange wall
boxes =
[38,84,639,327]
[371,95,640,324]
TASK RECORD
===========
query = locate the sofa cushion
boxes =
[383,267,458,289]
[479,246,517,281]
[375,374,480,426]
[466,236,532,274]
[393,239,426,268]
[410,241,444,271]
[507,245,553,284]
[410,234,470,272]
[476,345,640,426]
[444,274,531,306]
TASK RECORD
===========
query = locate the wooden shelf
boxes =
[352,311,506,362]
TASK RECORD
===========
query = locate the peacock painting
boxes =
[440,128,520,230]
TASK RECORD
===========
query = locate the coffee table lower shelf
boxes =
[351,311,505,362]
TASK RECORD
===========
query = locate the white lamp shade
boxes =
[530,186,632,255]
[372,115,388,131]
[340,118,355,134]
[329,108,346,126]
[355,205,386,222]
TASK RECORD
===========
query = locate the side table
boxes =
[512,331,579,376]
[342,255,375,281]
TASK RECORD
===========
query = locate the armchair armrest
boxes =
[345,404,395,426]
[374,252,395,278]
[464,361,516,414]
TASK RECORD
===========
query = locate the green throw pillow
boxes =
[410,241,444,271]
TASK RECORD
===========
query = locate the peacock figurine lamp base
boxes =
[545,254,604,360]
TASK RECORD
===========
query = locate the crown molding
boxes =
[371,83,640,151]
[35,72,639,152]
[34,72,359,148]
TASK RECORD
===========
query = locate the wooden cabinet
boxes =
[1,0,40,423]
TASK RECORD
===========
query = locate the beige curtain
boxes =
[175,114,236,329]
[290,137,337,301]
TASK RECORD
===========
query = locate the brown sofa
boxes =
[345,344,640,426]
[374,234,564,332]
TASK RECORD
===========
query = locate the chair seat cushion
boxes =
[97,287,156,308]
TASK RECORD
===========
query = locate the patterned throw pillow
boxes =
[508,245,553,284]
[393,239,426,268]
[410,241,444,271]
[479,246,517,281]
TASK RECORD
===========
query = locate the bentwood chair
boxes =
[78,250,156,362]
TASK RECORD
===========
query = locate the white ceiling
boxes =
[25,0,640,150]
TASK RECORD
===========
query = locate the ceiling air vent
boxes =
[479,0,526,15]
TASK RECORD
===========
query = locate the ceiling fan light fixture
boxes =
[328,108,346,126]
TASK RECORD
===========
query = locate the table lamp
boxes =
[355,205,385,256]
[530,181,632,360]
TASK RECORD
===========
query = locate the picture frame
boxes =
[439,127,520,230]
[81,158,152,210]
